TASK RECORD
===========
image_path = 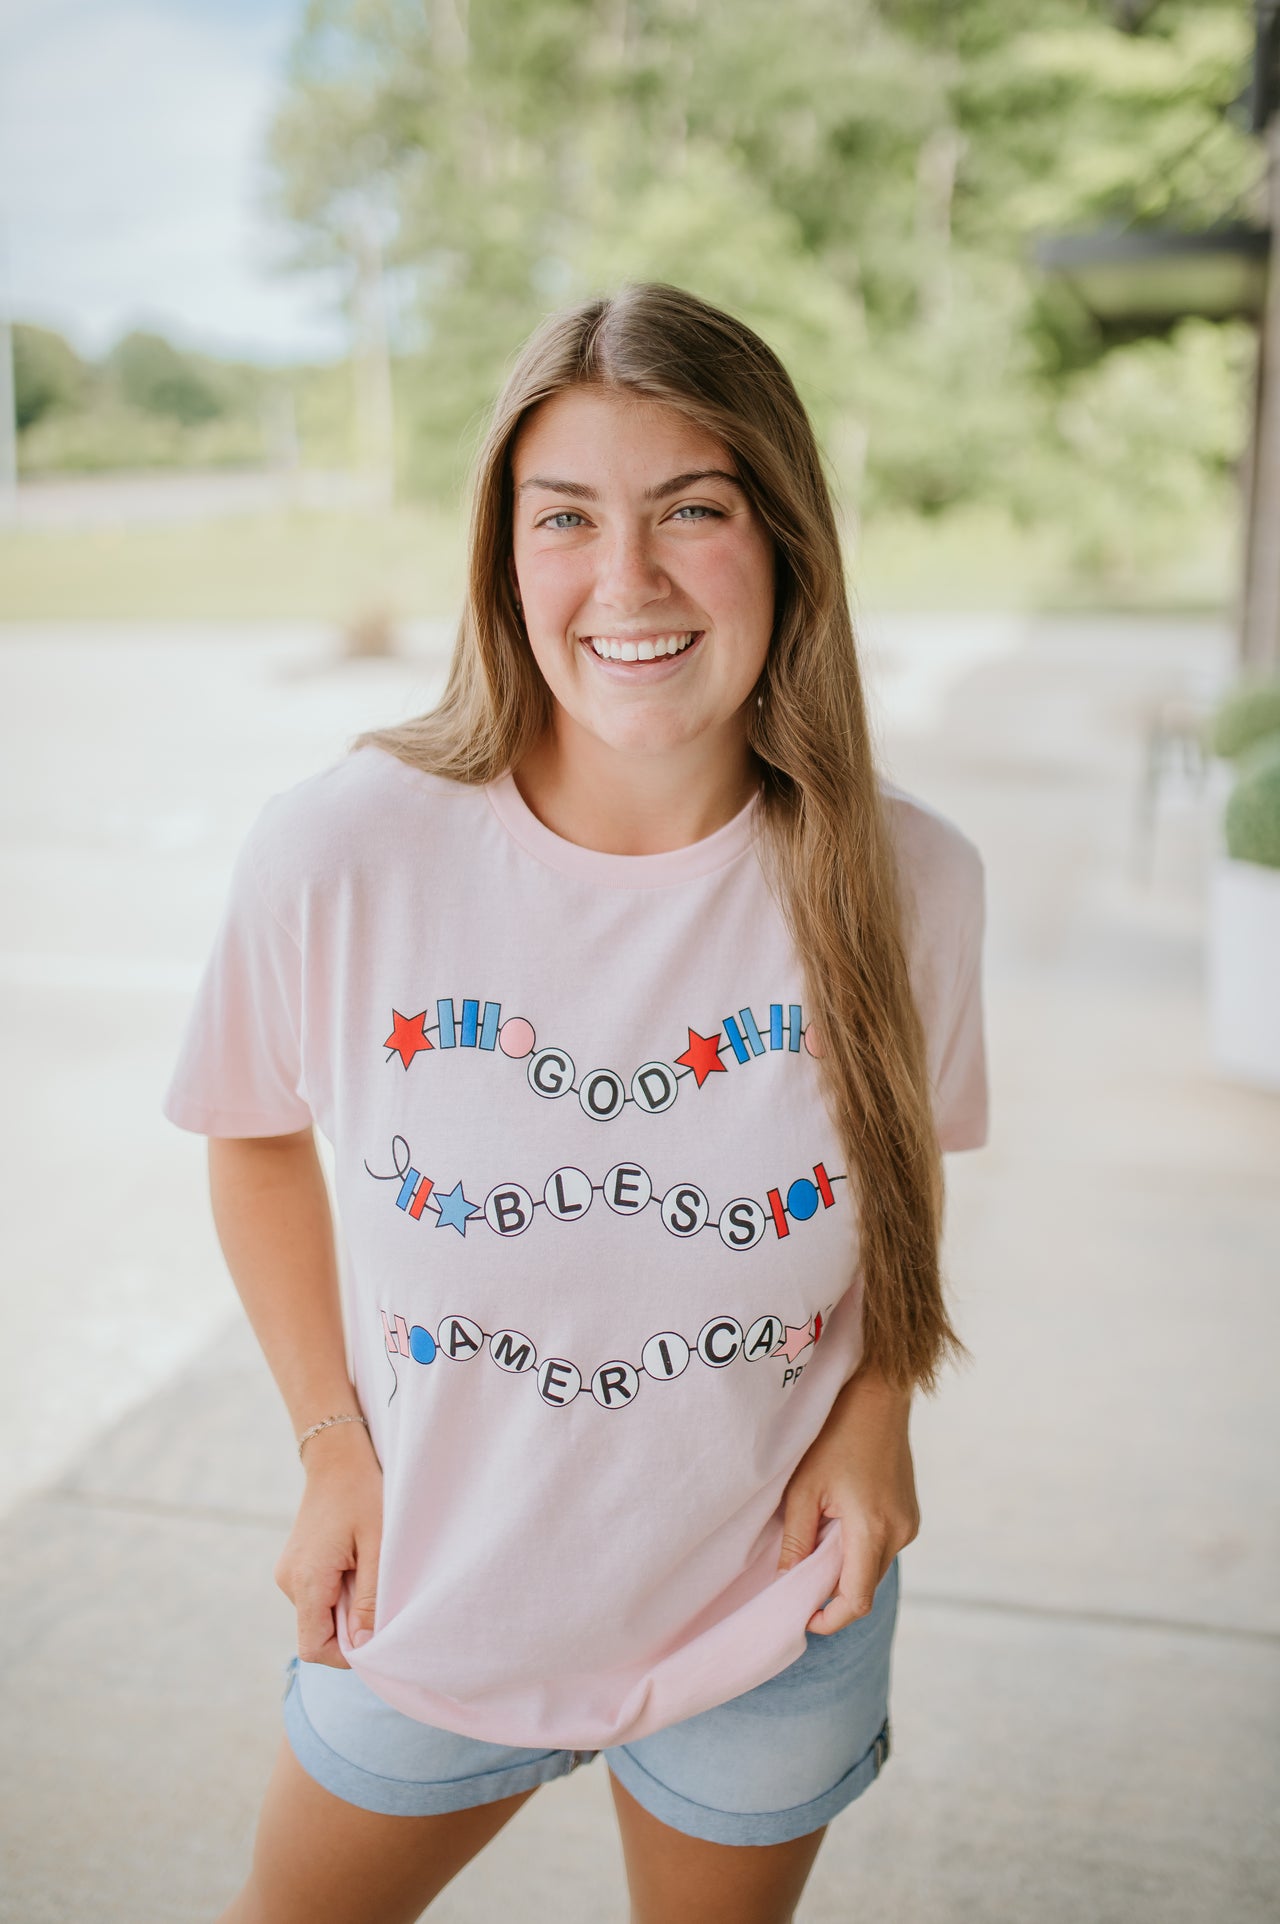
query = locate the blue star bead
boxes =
[434,1180,480,1236]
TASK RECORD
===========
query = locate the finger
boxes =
[309,1633,351,1670]
[347,1530,382,1649]
[295,1571,347,1667]
[806,1536,885,1636]
[776,1481,823,1573]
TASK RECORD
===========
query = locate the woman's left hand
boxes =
[775,1364,921,1634]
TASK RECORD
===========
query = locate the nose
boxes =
[593,523,672,614]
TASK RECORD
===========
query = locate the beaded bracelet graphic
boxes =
[381,1301,832,1410]
[363,1134,847,1244]
[383,996,825,1123]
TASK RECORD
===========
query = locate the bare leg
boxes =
[216,1734,540,1924]
[607,1769,827,1924]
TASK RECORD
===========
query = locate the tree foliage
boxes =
[261,0,1259,555]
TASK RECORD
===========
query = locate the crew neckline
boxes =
[484,769,761,888]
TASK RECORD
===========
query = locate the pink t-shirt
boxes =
[162,744,988,1749]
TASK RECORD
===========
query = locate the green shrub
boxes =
[108,331,225,424]
[1209,677,1280,762]
[17,399,266,474]
[12,324,86,429]
[1225,734,1280,870]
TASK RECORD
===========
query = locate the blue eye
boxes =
[671,504,721,521]
[542,511,585,530]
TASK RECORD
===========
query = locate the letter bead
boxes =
[437,1314,484,1360]
[697,1317,744,1368]
[544,1165,593,1220]
[489,1328,538,1373]
[591,1361,640,1408]
[604,1163,652,1215]
[579,1067,626,1121]
[483,1183,534,1236]
[717,1197,767,1251]
[744,1314,785,1360]
[537,1357,582,1404]
[528,1046,574,1097]
[641,1331,691,1379]
[630,1060,678,1114]
[660,1183,710,1238]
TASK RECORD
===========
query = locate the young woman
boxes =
[163,281,988,1924]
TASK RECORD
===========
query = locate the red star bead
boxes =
[384,1009,433,1069]
[675,1028,727,1088]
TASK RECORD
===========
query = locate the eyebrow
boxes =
[516,468,745,502]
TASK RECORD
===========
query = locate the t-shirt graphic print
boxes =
[162,745,988,1749]
[373,978,844,1410]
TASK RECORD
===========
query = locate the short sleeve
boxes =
[930,860,989,1153]
[161,804,312,1138]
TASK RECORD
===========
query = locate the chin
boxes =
[593,719,710,758]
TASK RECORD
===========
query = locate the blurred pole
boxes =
[915,126,967,333]
[260,384,300,507]
[351,209,395,513]
[432,0,468,64]
[1241,41,1280,669]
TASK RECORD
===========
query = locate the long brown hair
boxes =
[352,282,968,1393]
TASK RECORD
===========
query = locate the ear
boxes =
[506,554,522,611]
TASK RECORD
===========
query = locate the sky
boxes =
[0,0,347,362]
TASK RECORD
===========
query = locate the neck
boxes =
[513,717,760,857]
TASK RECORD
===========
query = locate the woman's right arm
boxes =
[207,1130,383,1667]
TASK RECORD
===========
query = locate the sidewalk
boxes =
[1,614,1277,1922]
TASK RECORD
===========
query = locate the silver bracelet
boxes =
[297,1412,369,1460]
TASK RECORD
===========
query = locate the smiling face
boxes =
[509,386,776,775]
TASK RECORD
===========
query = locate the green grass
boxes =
[0,505,466,624]
[0,495,1237,623]
[849,501,1238,615]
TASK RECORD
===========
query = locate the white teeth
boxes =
[587,633,696,661]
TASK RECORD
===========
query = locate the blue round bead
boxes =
[785,1178,819,1222]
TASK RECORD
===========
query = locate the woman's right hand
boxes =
[273,1421,384,1668]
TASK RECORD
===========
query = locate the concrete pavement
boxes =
[1,613,1276,1922]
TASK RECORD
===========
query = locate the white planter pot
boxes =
[1207,855,1280,1093]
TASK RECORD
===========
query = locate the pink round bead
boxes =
[498,1017,536,1059]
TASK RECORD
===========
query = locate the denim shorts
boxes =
[281,1554,898,1848]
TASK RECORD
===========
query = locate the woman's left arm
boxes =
[775,1362,920,1633]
